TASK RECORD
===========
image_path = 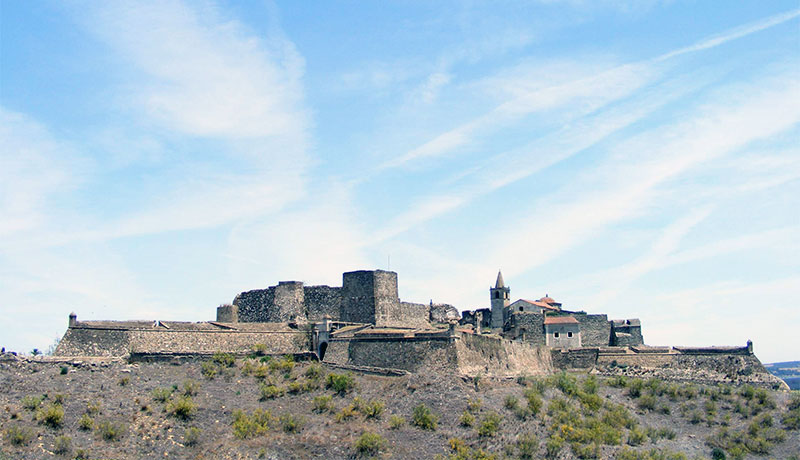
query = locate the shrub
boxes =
[411,404,438,430]
[627,379,644,398]
[326,372,356,395]
[53,435,72,455]
[96,420,125,441]
[74,449,89,460]
[279,413,304,433]
[354,431,386,457]
[627,426,648,446]
[5,425,34,445]
[201,361,218,379]
[467,397,482,413]
[184,427,200,446]
[152,387,173,403]
[459,410,475,427]
[516,433,537,459]
[711,447,726,460]
[212,352,236,367]
[788,392,800,411]
[21,395,44,411]
[362,400,385,419]
[118,376,130,386]
[388,415,405,429]
[232,409,273,439]
[607,375,627,388]
[166,395,197,420]
[78,414,94,430]
[583,375,599,394]
[524,388,543,415]
[553,371,579,396]
[312,395,334,413]
[260,384,285,400]
[578,392,603,412]
[86,400,101,414]
[545,436,565,459]
[251,343,268,356]
[782,409,800,430]
[36,403,65,428]
[305,363,325,380]
[637,395,657,412]
[269,355,295,373]
[335,405,357,422]
[477,412,502,437]
[60,366,69,375]
[182,380,199,396]
[504,395,519,410]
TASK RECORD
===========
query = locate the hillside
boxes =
[765,361,800,391]
[1,353,798,460]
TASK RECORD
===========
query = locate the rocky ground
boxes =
[1,353,798,460]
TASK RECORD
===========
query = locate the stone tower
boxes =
[490,270,510,329]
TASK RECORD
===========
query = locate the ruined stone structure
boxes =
[52,268,787,389]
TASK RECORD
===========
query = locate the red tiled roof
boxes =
[544,316,579,325]
[538,296,559,305]
[521,299,560,311]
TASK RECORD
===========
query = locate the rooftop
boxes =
[544,316,579,325]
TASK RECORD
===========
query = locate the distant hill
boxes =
[765,361,800,390]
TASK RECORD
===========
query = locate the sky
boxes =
[1,1,798,363]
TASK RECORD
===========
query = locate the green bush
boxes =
[627,426,648,446]
[5,425,34,445]
[583,375,599,394]
[232,408,273,439]
[312,395,334,413]
[251,343,268,356]
[607,375,627,388]
[78,414,94,431]
[279,413,305,433]
[182,380,199,396]
[212,352,236,367]
[467,397,482,413]
[545,435,565,459]
[260,384,285,400]
[354,431,386,457]
[637,395,657,412]
[269,355,295,373]
[305,363,325,380]
[627,379,644,398]
[711,447,726,460]
[201,361,218,379]
[86,400,101,414]
[412,404,438,430]
[152,387,174,403]
[362,400,385,419]
[553,371,579,396]
[335,405,356,422]
[118,376,130,386]
[60,366,69,375]
[504,395,519,410]
[388,415,405,429]
[782,408,800,430]
[477,412,502,437]
[459,410,475,427]
[524,388,543,415]
[53,435,72,455]
[183,426,200,446]
[516,433,537,459]
[788,392,800,410]
[74,449,89,460]
[21,394,44,411]
[166,395,197,420]
[326,372,356,395]
[36,403,65,428]
[96,420,126,441]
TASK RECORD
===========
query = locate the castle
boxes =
[54,269,786,388]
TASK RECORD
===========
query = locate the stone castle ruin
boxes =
[54,269,786,388]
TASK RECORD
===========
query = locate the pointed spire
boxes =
[495,270,504,288]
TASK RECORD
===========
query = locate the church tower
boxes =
[490,270,510,329]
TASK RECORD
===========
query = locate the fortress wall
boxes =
[233,288,275,322]
[321,339,350,365]
[509,312,545,344]
[341,271,378,323]
[54,328,131,357]
[551,348,599,369]
[345,336,456,372]
[305,286,342,321]
[127,329,309,355]
[574,314,611,347]
[455,332,553,377]
[380,302,430,329]
[273,282,305,322]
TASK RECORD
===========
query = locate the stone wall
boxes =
[216,304,238,322]
[611,320,643,346]
[55,328,130,357]
[340,271,379,323]
[507,312,545,344]
[573,313,611,347]
[551,348,599,369]
[128,330,309,355]
[455,332,553,377]
[390,302,431,329]
[345,336,456,372]
[430,303,459,324]
[273,282,305,322]
[305,286,341,321]
[233,288,275,322]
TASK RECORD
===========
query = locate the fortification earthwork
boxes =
[53,269,787,389]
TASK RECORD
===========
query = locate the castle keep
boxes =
[54,269,786,388]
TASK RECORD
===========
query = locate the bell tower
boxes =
[490,270,510,329]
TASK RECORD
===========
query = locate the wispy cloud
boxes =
[381,8,800,170]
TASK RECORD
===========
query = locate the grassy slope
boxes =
[1,356,798,460]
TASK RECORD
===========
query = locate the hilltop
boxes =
[1,354,798,460]
[765,361,800,391]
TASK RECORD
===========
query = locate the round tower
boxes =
[490,270,510,330]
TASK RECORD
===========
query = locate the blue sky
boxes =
[1,1,798,362]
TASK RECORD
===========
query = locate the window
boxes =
[495,292,499,299]
[519,306,524,312]
[567,332,573,338]
[554,332,560,338]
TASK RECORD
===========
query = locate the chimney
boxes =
[68,312,77,328]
